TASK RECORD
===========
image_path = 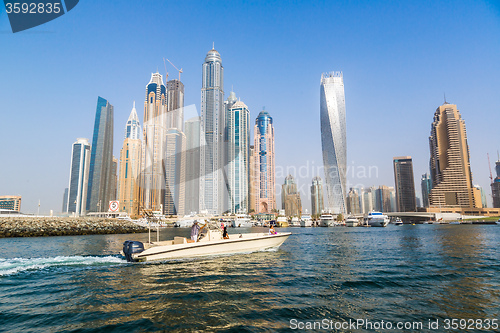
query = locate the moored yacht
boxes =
[364,211,390,227]
[232,213,253,228]
[289,217,301,227]
[345,216,359,227]
[300,214,313,227]
[319,213,334,227]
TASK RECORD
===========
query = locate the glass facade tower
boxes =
[87,97,114,213]
[68,138,91,216]
[199,48,225,215]
[320,72,347,214]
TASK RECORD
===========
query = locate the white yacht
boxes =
[276,215,289,227]
[122,226,291,262]
[319,213,334,227]
[364,211,390,227]
[232,213,253,228]
[289,217,301,227]
[300,214,313,227]
[345,216,359,227]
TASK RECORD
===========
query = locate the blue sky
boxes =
[1,0,500,213]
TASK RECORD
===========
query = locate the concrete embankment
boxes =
[0,217,148,238]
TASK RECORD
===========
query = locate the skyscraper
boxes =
[492,159,500,208]
[429,103,481,208]
[248,145,256,213]
[310,176,324,216]
[118,103,142,216]
[67,138,91,216]
[87,97,114,213]
[139,72,167,213]
[225,92,250,213]
[421,173,432,208]
[164,78,186,216]
[62,188,68,213]
[282,175,302,217]
[252,109,276,214]
[320,71,347,214]
[393,156,416,212]
[164,129,186,216]
[166,79,184,130]
[199,47,225,215]
[347,188,361,214]
[184,117,201,214]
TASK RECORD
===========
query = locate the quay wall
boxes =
[0,217,148,238]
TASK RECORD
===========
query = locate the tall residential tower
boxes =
[139,72,168,213]
[67,138,91,216]
[87,97,114,212]
[118,102,142,216]
[428,103,481,208]
[199,48,225,215]
[393,156,416,212]
[320,72,347,214]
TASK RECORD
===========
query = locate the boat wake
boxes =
[0,255,127,277]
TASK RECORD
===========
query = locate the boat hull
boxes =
[131,232,291,262]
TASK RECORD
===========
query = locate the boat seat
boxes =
[174,236,187,244]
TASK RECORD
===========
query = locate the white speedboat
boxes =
[364,211,390,227]
[122,228,291,262]
[232,213,253,228]
[393,218,403,226]
[300,214,313,227]
[289,217,301,227]
[319,213,334,227]
[496,219,500,225]
[345,216,359,227]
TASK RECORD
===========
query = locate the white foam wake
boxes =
[0,255,127,276]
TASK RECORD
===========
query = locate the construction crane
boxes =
[162,58,169,82]
[488,153,493,183]
[165,58,183,81]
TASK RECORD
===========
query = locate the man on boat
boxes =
[190,221,206,242]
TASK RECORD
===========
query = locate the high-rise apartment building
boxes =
[199,48,225,215]
[282,175,302,217]
[492,160,500,208]
[62,188,68,213]
[139,72,167,213]
[393,156,416,212]
[421,173,432,208]
[320,71,347,214]
[310,176,324,216]
[87,97,114,213]
[164,78,186,216]
[225,92,250,213]
[118,103,142,216]
[429,103,481,208]
[347,188,361,214]
[67,138,91,216]
[166,79,184,131]
[164,128,186,216]
[249,145,256,213]
[184,117,201,214]
[252,110,276,214]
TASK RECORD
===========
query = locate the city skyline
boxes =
[2,1,500,213]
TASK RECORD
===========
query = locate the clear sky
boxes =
[1,0,500,214]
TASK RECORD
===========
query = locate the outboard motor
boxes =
[122,240,145,262]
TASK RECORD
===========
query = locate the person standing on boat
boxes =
[191,221,205,242]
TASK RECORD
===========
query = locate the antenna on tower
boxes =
[444,92,447,104]
[213,41,215,49]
